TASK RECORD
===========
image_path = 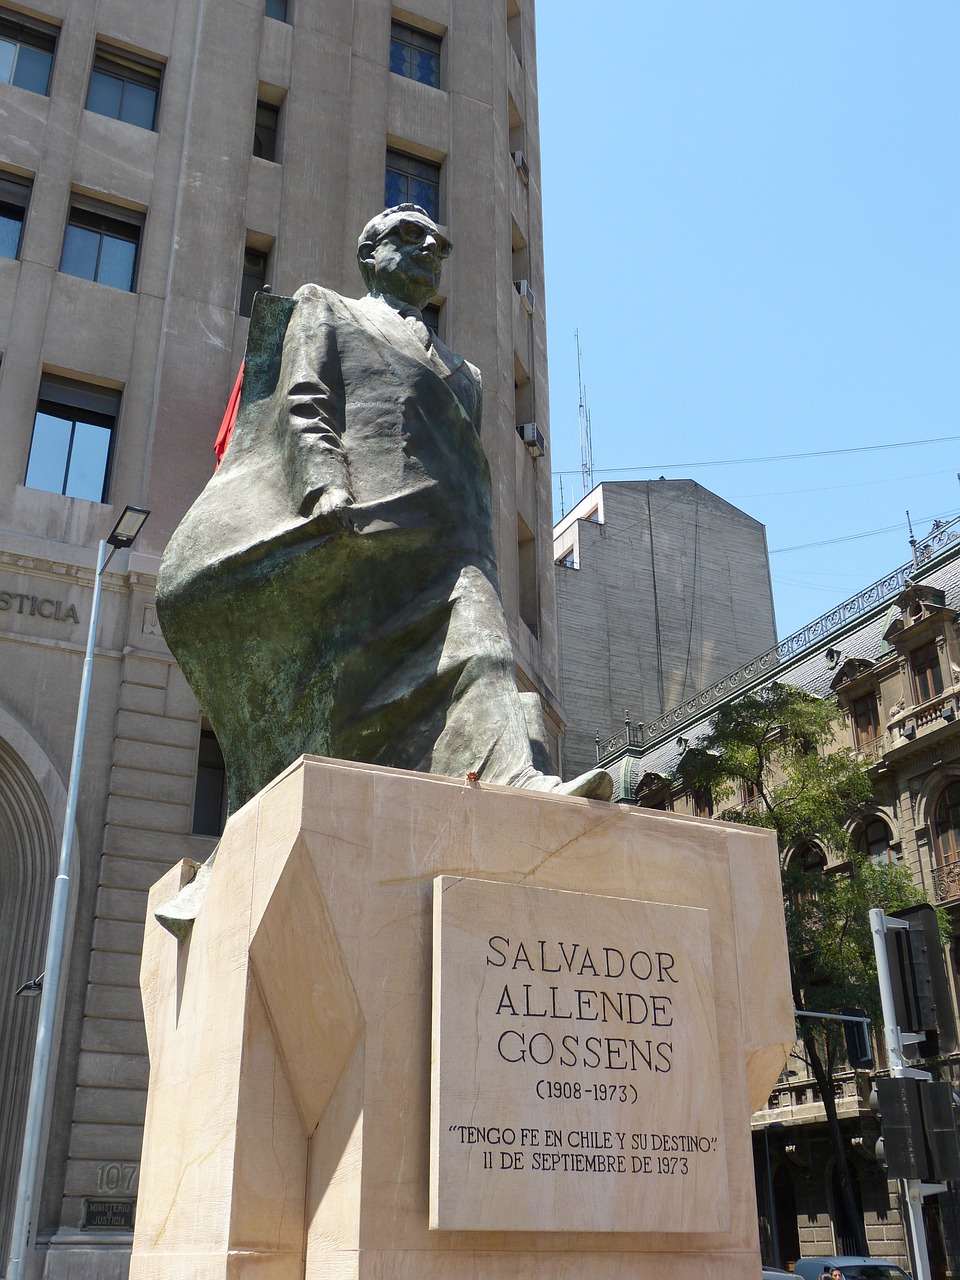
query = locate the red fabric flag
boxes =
[214,362,244,467]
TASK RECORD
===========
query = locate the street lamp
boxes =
[762,1120,785,1268]
[7,505,150,1280]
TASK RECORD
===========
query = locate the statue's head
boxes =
[357,204,452,308]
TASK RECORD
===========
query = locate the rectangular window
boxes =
[239,245,268,316]
[385,148,440,223]
[264,0,289,20]
[851,693,880,749]
[24,376,119,503]
[0,172,30,259]
[506,0,522,62]
[390,21,441,88]
[253,100,279,161]
[86,45,161,130]
[518,513,539,637]
[0,12,56,96]
[911,641,944,703]
[60,205,141,291]
[422,301,441,337]
[743,778,761,808]
[192,726,227,836]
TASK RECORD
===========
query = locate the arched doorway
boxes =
[774,1164,801,1266]
[0,734,57,1264]
[830,1158,865,1256]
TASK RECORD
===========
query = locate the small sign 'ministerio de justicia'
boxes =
[430,877,728,1233]
[81,1198,135,1230]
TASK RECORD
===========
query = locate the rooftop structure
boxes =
[554,479,778,778]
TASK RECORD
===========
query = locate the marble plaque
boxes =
[430,876,728,1233]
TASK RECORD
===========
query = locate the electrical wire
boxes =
[770,508,958,555]
[551,433,960,478]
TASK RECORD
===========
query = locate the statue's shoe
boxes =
[155,859,214,939]
[555,768,614,801]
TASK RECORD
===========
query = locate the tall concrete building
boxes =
[552,480,778,779]
[0,1,555,1274]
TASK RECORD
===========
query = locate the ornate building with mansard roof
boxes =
[592,517,960,1277]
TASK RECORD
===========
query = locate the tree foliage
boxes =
[674,682,932,1254]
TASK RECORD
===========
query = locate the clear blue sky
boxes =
[536,3,960,641]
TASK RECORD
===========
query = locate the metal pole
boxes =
[869,908,933,1280]
[764,1124,782,1268]
[6,538,109,1280]
[870,908,909,1073]
[903,1181,932,1280]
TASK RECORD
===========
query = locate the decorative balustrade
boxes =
[912,513,960,568]
[855,736,885,762]
[598,522,960,764]
[887,692,957,743]
[596,721,645,760]
[758,1069,867,1124]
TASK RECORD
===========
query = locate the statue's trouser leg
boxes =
[426,567,611,799]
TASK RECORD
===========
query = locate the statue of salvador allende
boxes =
[155,204,612,931]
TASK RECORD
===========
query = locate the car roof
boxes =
[798,1259,911,1269]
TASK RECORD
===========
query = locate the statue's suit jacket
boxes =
[157,286,542,810]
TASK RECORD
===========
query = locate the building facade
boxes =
[593,519,960,1278]
[0,1,555,1274]
[553,480,778,779]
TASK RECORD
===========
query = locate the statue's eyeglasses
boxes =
[381,218,452,258]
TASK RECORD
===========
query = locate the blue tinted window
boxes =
[25,381,118,503]
[0,17,56,96]
[85,48,160,130]
[389,23,440,88]
[0,209,21,257]
[264,0,288,20]
[0,173,29,258]
[121,79,156,129]
[384,149,440,223]
[60,207,141,291]
[0,38,15,82]
[24,412,70,494]
[60,224,100,279]
[12,44,51,93]
[65,419,112,501]
[97,234,137,290]
[86,69,123,117]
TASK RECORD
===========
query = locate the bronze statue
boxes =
[157,205,612,842]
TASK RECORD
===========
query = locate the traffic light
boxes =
[871,1077,960,1181]
[885,905,957,1058]
[842,1007,874,1070]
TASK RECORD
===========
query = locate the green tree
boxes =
[676,682,927,1256]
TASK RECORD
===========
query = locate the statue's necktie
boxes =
[399,306,433,349]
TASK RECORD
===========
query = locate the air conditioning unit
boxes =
[511,150,529,185]
[514,278,536,315]
[518,421,545,457]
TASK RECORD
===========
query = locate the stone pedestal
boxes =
[129,756,793,1280]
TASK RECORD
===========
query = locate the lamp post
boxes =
[762,1120,785,1268]
[7,505,149,1280]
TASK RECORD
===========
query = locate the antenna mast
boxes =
[576,329,594,500]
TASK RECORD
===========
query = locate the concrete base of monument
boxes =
[129,755,793,1280]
